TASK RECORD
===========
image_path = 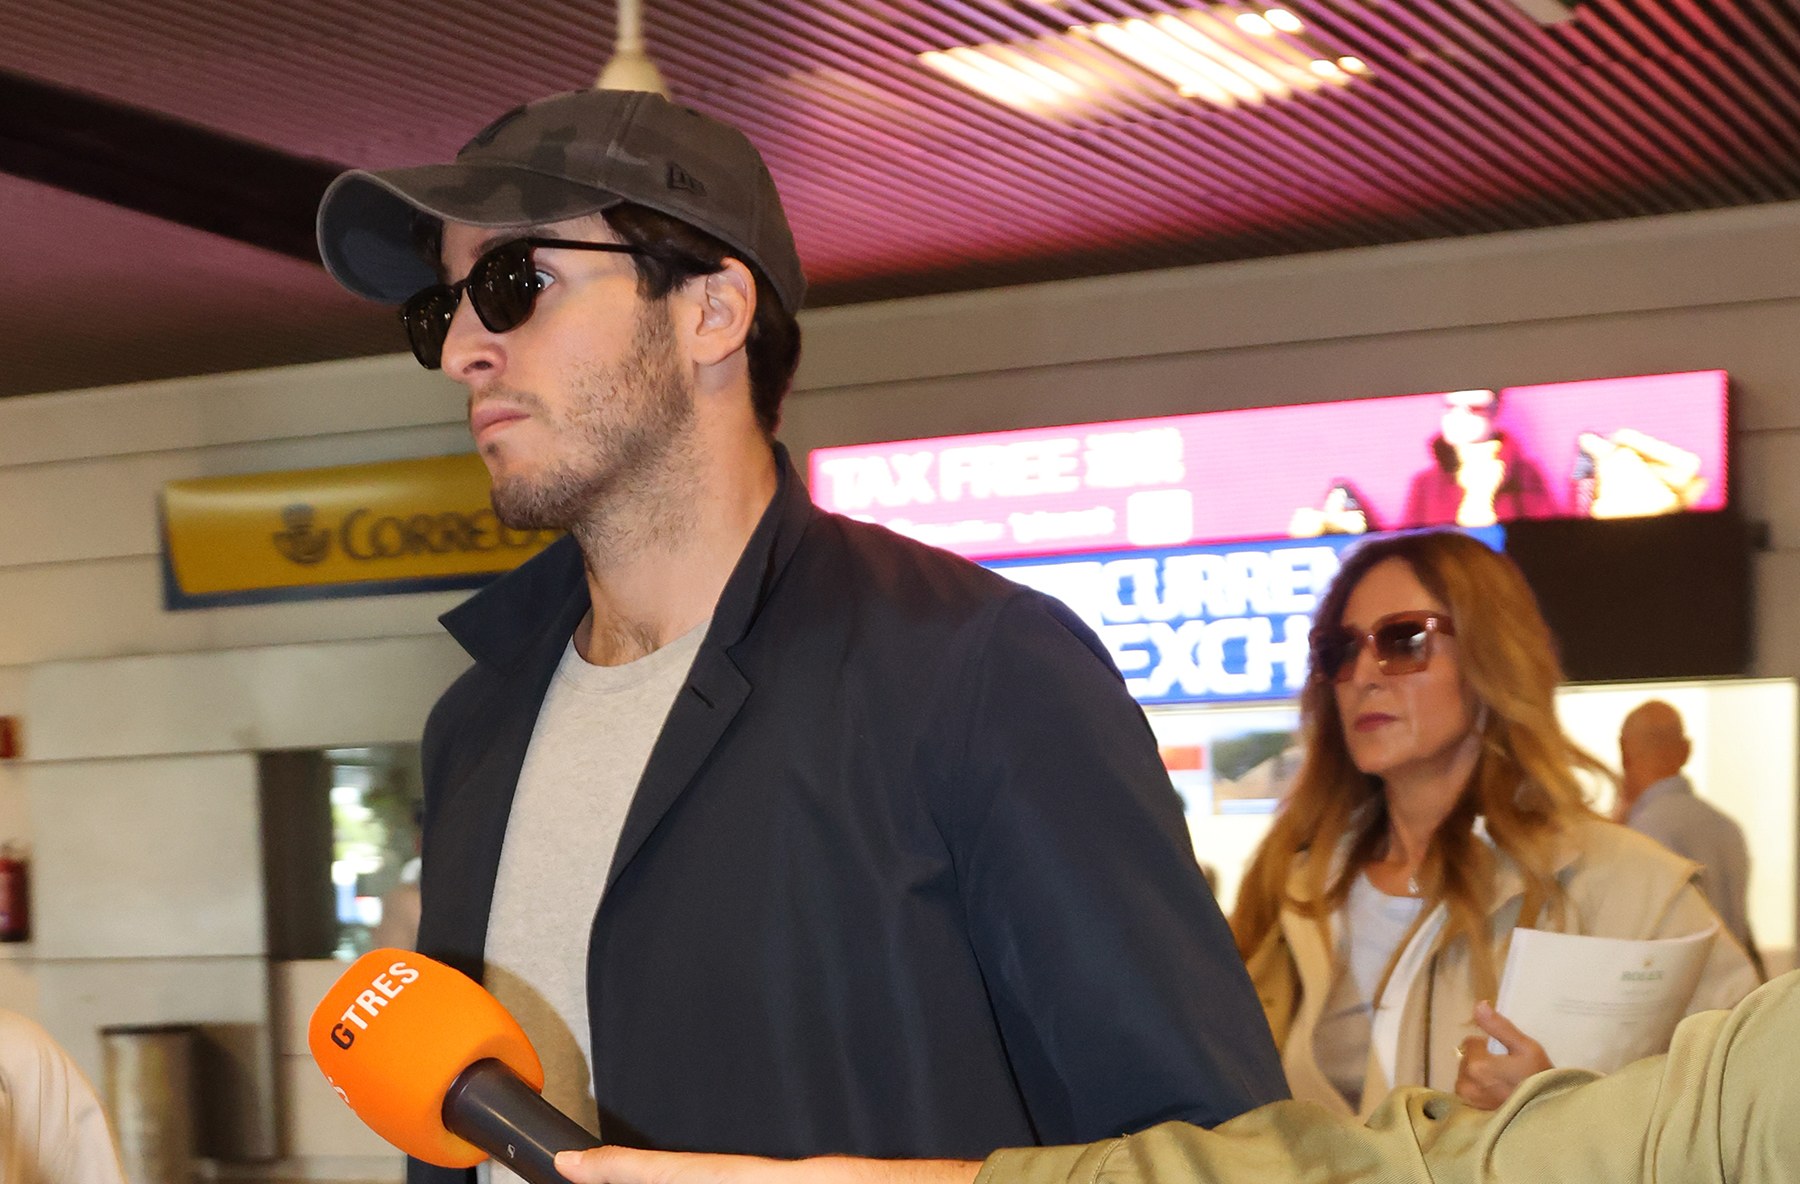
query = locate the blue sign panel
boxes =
[983,528,1503,706]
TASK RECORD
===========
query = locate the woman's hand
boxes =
[555,1147,984,1184]
[1454,1000,1553,1109]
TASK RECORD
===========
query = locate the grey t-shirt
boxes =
[481,622,707,1182]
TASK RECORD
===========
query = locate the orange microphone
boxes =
[309,949,602,1184]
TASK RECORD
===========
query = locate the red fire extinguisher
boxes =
[0,844,30,942]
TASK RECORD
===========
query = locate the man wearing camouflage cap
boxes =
[317,88,1285,1184]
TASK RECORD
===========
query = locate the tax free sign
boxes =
[985,538,1356,706]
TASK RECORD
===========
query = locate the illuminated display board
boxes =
[989,529,1502,706]
[808,371,1727,562]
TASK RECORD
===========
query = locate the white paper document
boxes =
[1489,926,1717,1073]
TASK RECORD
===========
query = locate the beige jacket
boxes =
[980,967,1799,1184]
[1243,817,1758,1119]
[0,1010,126,1184]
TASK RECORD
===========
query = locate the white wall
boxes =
[5,200,1800,1174]
[0,358,476,1179]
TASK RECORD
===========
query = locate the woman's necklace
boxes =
[1377,839,1424,897]
[1379,820,1429,896]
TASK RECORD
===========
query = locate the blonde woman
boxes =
[1230,530,1756,1116]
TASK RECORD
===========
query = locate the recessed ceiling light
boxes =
[919,48,1075,114]
[919,5,1362,118]
[1338,56,1368,73]
[1093,20,1242,105]
[1156,15,1292,101]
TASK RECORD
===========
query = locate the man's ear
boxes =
[680,259,755,368]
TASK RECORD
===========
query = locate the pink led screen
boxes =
[808,371,1728,562]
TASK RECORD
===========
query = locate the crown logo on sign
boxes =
[273,504,332,566]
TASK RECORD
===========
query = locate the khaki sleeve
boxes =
[978,971,1800,1184]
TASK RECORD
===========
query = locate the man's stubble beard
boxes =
[489,299,700,563]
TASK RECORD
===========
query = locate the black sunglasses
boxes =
[400,237,649,370]
[1310,612,1456,684]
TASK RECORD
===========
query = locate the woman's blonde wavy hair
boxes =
[1229,530,1605,1004]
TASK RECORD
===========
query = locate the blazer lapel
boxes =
[421,537,591,979]
[603,646,752,895]
[423,651,564,979]
[602,445,816,894]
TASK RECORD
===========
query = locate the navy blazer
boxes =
[410,446,1286,1184]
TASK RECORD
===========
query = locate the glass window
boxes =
[325,745,423,959]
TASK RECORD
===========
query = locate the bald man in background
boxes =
[1616,700,1759,974]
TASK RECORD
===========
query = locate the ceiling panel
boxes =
[2,0,1799,394]
[0,173,402,396]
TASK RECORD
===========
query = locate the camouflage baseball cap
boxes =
[316,89,805,311]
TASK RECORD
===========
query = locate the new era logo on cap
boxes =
[666,163,706,196]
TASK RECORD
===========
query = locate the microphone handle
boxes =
[442,1058,603,1184]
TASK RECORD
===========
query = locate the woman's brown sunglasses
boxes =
[1310,611,1456,683]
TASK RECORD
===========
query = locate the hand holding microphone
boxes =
[308,948,601,1184]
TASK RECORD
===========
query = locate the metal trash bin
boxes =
[101,1024,197,1184]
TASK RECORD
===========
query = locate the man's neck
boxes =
[573,432,779,667]
[1616,770,1684,820]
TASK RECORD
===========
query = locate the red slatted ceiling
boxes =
[5,0,1800,305]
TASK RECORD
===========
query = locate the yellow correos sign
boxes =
[161,454,558,608]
